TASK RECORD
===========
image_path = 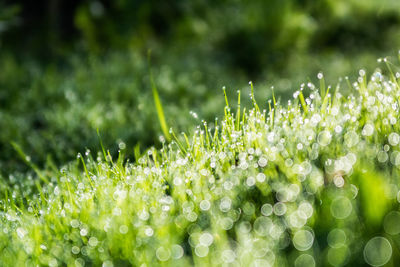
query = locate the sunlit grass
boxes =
[2,59,400,266]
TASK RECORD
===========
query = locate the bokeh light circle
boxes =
[330,196,352,219]
[294,254,315,267]
[383,211,400,235]
[293,230,314,251]
[327,228,347,248]
[363,237,392,266]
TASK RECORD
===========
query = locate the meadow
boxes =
[2,60,400,266]
[2,1,400,266]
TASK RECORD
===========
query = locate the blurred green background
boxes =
[1,0,400,174]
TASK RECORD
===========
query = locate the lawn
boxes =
[2,62,400,266]
[2,1,400,266]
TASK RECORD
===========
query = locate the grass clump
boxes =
[2,63,400,266]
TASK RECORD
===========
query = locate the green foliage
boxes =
[2,0,400,69]
[2,0,400,174]
[148,51,171,142]
[1,64,400,266]
[0,51,238,174]
[2,3,400,263]
[354,167,391,229]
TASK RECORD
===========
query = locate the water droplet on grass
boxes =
[331,196,352,219]
[221,250,236,263]
[118,142,126,150]
[156,247,171,261]
[274,202,287,216]
[195,245,209,257]
[254,216,272,236]
[199,232,213,246]
[72,246,80,254]
[70,219,80,228]
[295,254,315,267]
[246,176,256,187]
[171,244,184,259]
[364,237,392,266]
[200,200,210,211]
[16,228,27,239]
[389,133,400,146]
[383,211,400,235]
[327,229,347,248]
[145,227,154,236]
[344,131,359,147]
[261,203,273,216]
[298,202,313,218]
[318,131,332,146]
[80,229,88,236]
[293,230,314,251]
[119,225,128,234]
[362,124,374,136]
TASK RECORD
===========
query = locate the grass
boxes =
[2,59,400,266]
[0,48,398,176]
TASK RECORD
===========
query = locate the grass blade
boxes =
[148,50,171,142]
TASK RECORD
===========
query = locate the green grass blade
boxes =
[299,90,308,114]
[96,128,108,162]
[321,86,330,114]
[10,141,49,184]
[148,50,171,142]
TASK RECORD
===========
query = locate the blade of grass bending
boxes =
[299,91,308,114]
[271,87,276,127]
[96,128,108,162]
[10,141,49,184]
[203,122,211,150]
[272,87,277,107]
[320,75,326,99]
[183,133,191,150]
[148,50,171,142]
[134,143,141,163]
[321,86,330,115]
[222,86,230,124]
[345,76,352,91]
[385,59,399,88]
[170,129,187,154]
[249,81,260,112]
[332,82,340,108]
[236,90,241,131]
[222,86,229,107]
[79,155,94,188]
[268,100,273,127]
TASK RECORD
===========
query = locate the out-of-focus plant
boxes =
[0,3,19,38]
[1,63,400,266]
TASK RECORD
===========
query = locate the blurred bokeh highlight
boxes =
[1,0,400,173]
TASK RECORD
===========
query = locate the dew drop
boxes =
[364,237,392,266]
[327,229,347,248]
[383,211,400,235]
[388,133,400,146]
[195,245,209,257]
[156,247,171,261]
[295,254,315,267]
[330,196,352,219]
[261,203,273,216]
[293,230,314,251]
[317,131,332,146]
[171,244,184,259]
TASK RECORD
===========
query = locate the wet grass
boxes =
[2,58,400,266]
